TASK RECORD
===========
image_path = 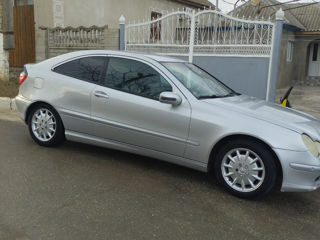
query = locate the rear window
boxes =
[53,56,106,83]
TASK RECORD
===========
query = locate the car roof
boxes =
[44,50,187,66]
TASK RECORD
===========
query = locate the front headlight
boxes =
[301,134,320,157]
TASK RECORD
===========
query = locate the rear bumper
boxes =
[274,148,320,192]
[14,95,32,122]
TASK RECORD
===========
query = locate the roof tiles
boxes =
[232,0,320,32]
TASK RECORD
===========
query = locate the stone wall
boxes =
[0,0,3,32]
[0,33,9,81]
[0,0,10,81]
[9,66,23,81]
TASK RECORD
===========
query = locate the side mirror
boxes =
[159,92,182,106]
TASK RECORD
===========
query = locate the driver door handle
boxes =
[94,91,109,99]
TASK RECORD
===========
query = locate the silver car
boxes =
[15,50,320,199]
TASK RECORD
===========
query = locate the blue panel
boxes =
[171,55,269,100]
[283,24,301,32]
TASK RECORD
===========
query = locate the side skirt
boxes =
[65,130,208,172]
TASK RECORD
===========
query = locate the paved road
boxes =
[0,116,320,240]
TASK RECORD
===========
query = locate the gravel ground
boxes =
[276,86,320,120]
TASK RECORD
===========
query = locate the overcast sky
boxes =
[209,0,317,13]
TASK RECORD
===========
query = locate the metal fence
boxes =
[125,9,275,62]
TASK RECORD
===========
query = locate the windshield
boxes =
[162,62,237,99]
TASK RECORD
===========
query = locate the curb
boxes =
[0,97,17,111]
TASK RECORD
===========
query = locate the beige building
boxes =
[37,0,214,28]
[0,0,213,81]
[35,0,213,63]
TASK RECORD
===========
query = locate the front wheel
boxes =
[213,139,277,199]
[28,104,65,147]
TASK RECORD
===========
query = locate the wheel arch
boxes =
[208,134,283,190]
[25,101,65,131]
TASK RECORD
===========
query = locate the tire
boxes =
[27,104,65,147]
[213,139,277,199]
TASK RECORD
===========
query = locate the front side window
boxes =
[54,57,106,83]
[162,62,235,99]
[104,57,172,100]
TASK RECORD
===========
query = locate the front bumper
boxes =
[274,148,320,192]
[14,95,32,122]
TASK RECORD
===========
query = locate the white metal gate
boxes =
[125,9,275,62]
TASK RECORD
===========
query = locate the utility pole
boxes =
[216,0,219,10]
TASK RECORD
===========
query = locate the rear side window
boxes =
[104,57,172,100]
[54,57,106,83]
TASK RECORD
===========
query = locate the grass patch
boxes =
[0,80,19,98]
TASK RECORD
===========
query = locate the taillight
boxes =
[19,72,27,85]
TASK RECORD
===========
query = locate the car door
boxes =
[52,56,107,135]
[91,56,191,157]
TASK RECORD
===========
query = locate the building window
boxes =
[312,43,318,62]
[286,41,293,62]
[14,0,34,6]
[150,11,162,41]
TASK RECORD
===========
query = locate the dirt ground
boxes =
[0,80,19,98]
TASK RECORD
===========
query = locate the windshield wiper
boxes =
[198,95,224,99]
[224,92,240,97]
[198,92,238,99]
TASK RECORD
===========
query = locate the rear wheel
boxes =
[214,139,277,199]
[28,104,65,147]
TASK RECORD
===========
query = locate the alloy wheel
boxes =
[31,108,57,142]
[221,148,265,193]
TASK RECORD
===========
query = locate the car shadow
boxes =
[57,140,320,211]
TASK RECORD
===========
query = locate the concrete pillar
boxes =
[188,10,196,63]
[36,27,49,62]
[0,0,13,81]
[0,33,9,81]
[3,0,14,50]
[104,27,120,50]
[266,8,284,102]
[119,15,125,51]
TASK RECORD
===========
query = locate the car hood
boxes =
[202,95,320,140]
